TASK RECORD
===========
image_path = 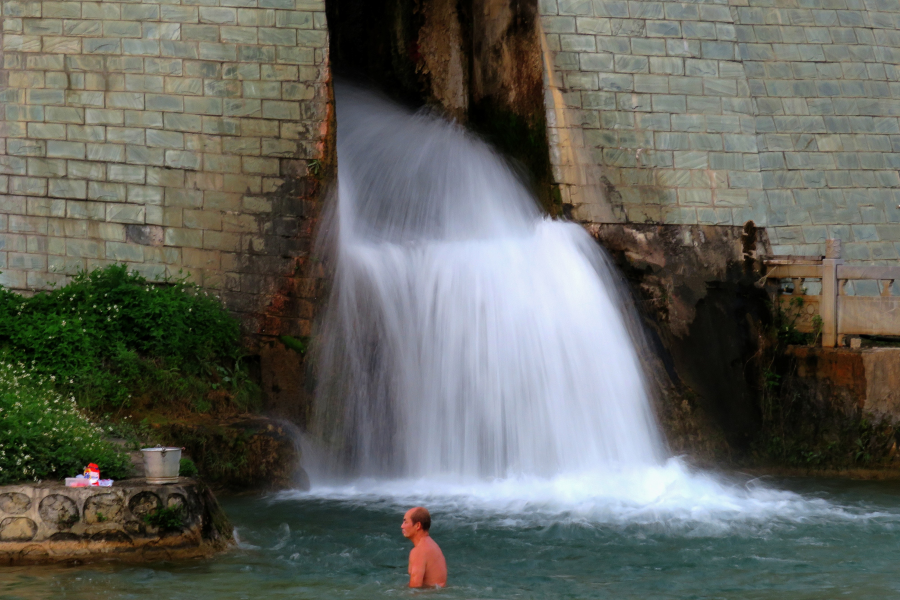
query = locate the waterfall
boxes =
[313,86,665,480]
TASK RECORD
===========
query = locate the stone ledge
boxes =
[0,478,233,565]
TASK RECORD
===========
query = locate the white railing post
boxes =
[821,239,843,347]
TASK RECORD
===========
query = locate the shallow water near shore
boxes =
[5,471,900,599]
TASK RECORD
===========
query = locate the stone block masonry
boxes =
[540,0,900,264]
[0,0,330,337]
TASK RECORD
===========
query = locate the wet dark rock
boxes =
[590,223,772,461]
[89,531,133,544]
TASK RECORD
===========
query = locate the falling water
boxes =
[313,86,664,480]
[299,86,873,531]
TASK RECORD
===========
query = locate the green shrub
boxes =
[0,265,257,412]
[772,296,815,346]
[0,361,131,484]
[143,505,184,530]
[179,457,199,477]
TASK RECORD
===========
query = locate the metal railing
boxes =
[763,239,900,347]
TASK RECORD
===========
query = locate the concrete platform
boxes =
[0,478,232,565]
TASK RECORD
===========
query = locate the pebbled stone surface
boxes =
[39,495,78,529]
[0,493,31,515]
[0,518,38,542]
[83,493,125,525]
[127,491,161,520]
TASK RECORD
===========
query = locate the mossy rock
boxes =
[149,416,305,491]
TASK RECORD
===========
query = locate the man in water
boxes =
[401,506,447,588]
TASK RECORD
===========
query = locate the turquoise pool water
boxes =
[5,470,900,599]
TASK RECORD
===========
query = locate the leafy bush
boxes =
[179,457,199,477]
[0,361,131,484]
[0,265,257,412]
[144,505,184,530]
[773,296,815,346]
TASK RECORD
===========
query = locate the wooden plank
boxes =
[838,296,900,336]
[762,255,824,264]
[837,265,900,281]
[822,257,840,347]
[765,265,823,279]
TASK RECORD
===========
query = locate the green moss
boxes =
[278,335,308,354]
[752,311,899,469]
[144,505,183,530]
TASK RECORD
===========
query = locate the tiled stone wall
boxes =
[740,0,900,261]
[540,0,900,263]
[0,0,330,331]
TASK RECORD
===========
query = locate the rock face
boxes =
[786,347,900,420]
[755,346,900,468]
[590,222,771,458]
[153,416,308,490]
[0,479,232,565]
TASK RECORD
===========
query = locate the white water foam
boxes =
[278,457,894,532]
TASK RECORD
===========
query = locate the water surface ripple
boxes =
[5,474,900,599]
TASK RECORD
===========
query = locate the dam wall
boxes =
[2,0,899,423]
[0,0,331,341]
[5,0,899,310]
[540,0,900,264]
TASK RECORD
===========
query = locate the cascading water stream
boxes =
[313,86,663,481]
[302,88,864,526]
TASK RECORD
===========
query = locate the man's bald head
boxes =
[408,506,431,532]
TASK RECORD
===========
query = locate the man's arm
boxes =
[408,548,426,588]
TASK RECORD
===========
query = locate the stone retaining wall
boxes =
[788,345,900,416]
[0,0,331,338]
[540,0,900,262]
[0,478,232,564]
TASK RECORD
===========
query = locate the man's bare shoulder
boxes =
[420,537,446,564]
[409,543,428,564]
[410,539,442,561]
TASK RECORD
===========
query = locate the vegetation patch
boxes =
[179,457,199,477]
[0,361,131,484]
[753,296,898,469]
[0,264,272,486]
[143,505,184,531]
[154,417,299,490]
[0,265,259,415]
[771,296,823,347]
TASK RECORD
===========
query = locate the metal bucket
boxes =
[141,447,182,484]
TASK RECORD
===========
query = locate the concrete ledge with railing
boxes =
[764,240,900,348]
